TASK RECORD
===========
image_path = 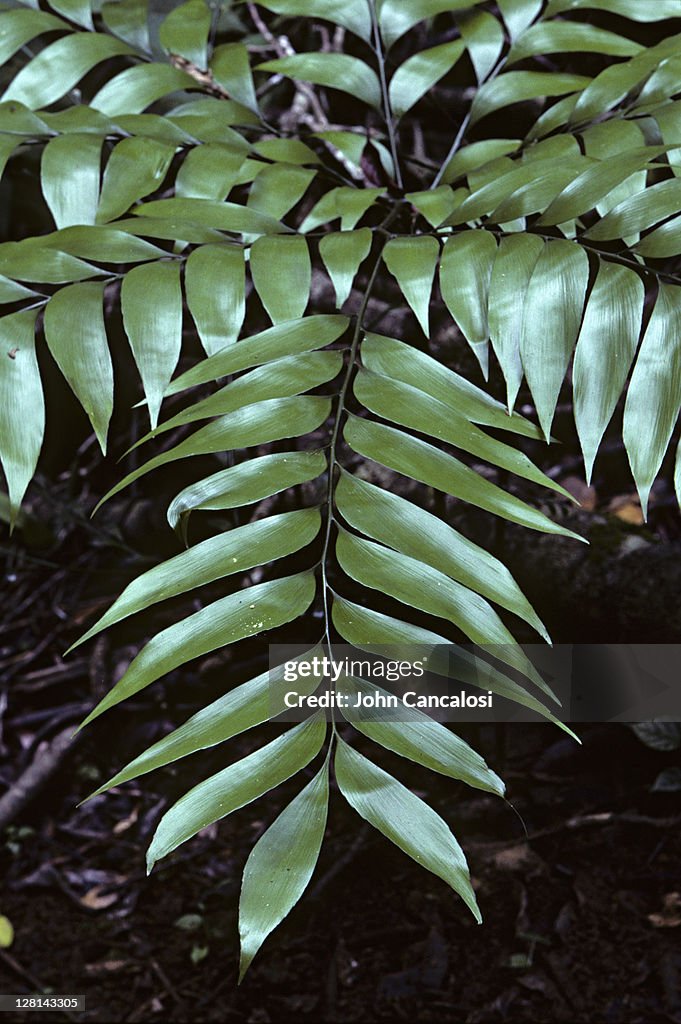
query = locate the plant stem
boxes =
[370,1,403,189]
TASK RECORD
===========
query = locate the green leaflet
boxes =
[73,509,321,649]
[91,64,197,116]
[334,740,480,921]
[378,0,482,49]
[90,649,325,796]
[256,0,372,41]
[353,369,571,497]
[132,351,343,447]
[96,396,332,507]
[134,198,284,236]
[211,43,259,112]
[3,33,134,110]
[167,451,327,530]
[331,597,576,734]
[41,134,102,229]
[382,236,439,336]
[635,215,681,258]
[256,54,381,109]
[0,276,38,304]
[537,148,665,225]
[0,8,71,67]
[344,415,585,541]
[147,712,326,870]
[164,315,348,397]
[239,761,329,980]
[361,332,543,439]
[573,262,643,483]
[441,139,522,184]
[121,261,183,429]
[520,240,589,441]
[488,232,543,413]
[176,144,247,201]
[406,187,460,228]
[508,21,641,64]
[471,71,590,124]
[185,245,245,355]
[339,677,504,795]
[0,240,100,283]
[82,572,318,726]
[545,0,681,20]
[0,309,43,526]
[43,282,113,455]
[42,226,164,263]
[388,40,465,119]
[50,0,94,30]
[458,9,504,83]
[623,283,681,517]
[159,0,211,69]
[247,165,316,222]
[319,229,372,308]
[587,178,681,242]
[96,137,177,224]
[335,471,549,640]
[101,0,151,50]
[335,528,551,690]
[439,231,496,378]
[250,236,311,324]
[497,0,542,38]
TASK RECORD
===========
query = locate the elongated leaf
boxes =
[91,649,325,795]
[97,396,332,507]
[165,315,348,397]
[635,215,681,258]
[3,33,134,109]
[335,740,480,920]
[383,236,439,335]
[0,240,99,283]
[497,0,541,38]
[441,139,521,184]
[148,712,325,870]
[211,43,258,112]
[545,0,681,20]
[332,596,576,733]
[471,71,590,124]
[185,245,245,355]
[82,572,317,726]
[43,282,113,454]
[121,261,183,428]
[134,351,342,446]
[41,134,102,229]
[537,149,663,226]
[159,0,211,68]
[247,165,316,222]
[344,415,584,540]
[354,369,570,496]
[573,262,643,482]
[440,231,496,378]
[74,508,320,648]
[92,64,196,116]
[319,229,372,308]
[0,309,42,525]
[336,471,549,640]
[256,55,381,108]
[136,198,283,236]
[176,144,246,201]
[0,8,70,66]
[389,40,464,119]
[101,0,150,50]
[586,179,681,241]
[97,137,176,224]
[239,762,329,979]
[406,187,460,227]
[623,283,681,516]
[488,233,543,413]
[257,0,371,40]
[339,677,504,794]
[336,529,550,688]
[167,451,327,530]
[43,225,164,263]
[361,332,542,439]
[378,0,482,49]
[508,21,640,64]
[250,236,311,324]
[520,240,589,440]
[459,9,504,83]
[0,276,38,304]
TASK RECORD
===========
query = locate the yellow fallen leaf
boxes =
[0,915,14,948]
